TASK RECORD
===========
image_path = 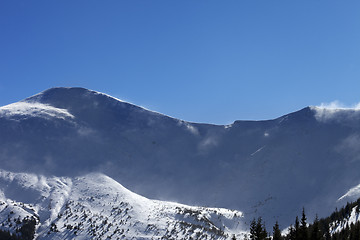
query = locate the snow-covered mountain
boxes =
[0,169,246,239]
[1,87,360,231]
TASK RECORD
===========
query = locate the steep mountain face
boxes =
[1,87,360,229]
[0,169,245,239]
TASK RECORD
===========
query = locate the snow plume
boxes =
[178,121,199,135]
[198,135,220,153]
[200,137,218,148]
[77,126,96,137]
[311,101,360,122]
[315,100,360,111]
[338,182,360,201]
[185,124,199,135]
[336,134,360,162]
[197,128,225,153]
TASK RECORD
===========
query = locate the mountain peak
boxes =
[24,87,149,116]
[25,87,122,105]
[279,106,314,120]
[24,87,172,120]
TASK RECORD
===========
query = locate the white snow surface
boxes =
[0,102,74,119]
[329,206,360,235]
[0,169,247,240]
[338,183,360,202]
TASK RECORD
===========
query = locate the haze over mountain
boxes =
[1,87,360,231]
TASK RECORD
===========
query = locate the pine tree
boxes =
[294,216,300,240]
[288,224,295,240]
[310,215,321,240]
[272,221,282,240]
[250,218,257,240]
[300,208,308,240]
[349,222,360,240]
[250,217,267,240]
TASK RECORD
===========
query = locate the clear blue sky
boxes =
[1,1,360,124]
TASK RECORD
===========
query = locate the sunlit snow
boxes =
[0,102,74,119]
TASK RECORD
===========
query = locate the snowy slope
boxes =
[329,206,360,235]
[0,169,246,240]
[1,87,360,229]
[339,183,360,203]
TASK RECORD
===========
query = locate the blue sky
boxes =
[1,1,360,124]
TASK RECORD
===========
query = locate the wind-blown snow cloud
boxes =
[198,133,222,153]
[336,134,360,163]
[338,182,360,201]
[312,101,360,122]
[200,137,218,149]
[185,124,199,135]
[177,121,199,135]
[316,100,360,110]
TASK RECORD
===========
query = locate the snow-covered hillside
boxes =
[329,206,360,235]
[1,87,360,229]
[0,169,246,239]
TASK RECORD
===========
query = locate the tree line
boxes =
[0,216,36,240]
[232,197,360,240]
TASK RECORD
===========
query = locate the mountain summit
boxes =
[1,87,360,229]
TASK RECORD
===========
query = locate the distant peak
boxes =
[24,87,128,105]
[26,87,99,100]
[22,87,176,123]
[272,106,315,123]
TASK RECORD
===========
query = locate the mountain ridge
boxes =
[5,87,359,126]
[1,87,360,230]
[22,87,316,125]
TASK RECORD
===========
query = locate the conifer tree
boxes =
[300,208,308,240]
[310,215,321,240]
[272,221,282,240]
[287,224,295,240]
[349,222,360,240]
[250,217,267,240]
[294,216,300,239]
